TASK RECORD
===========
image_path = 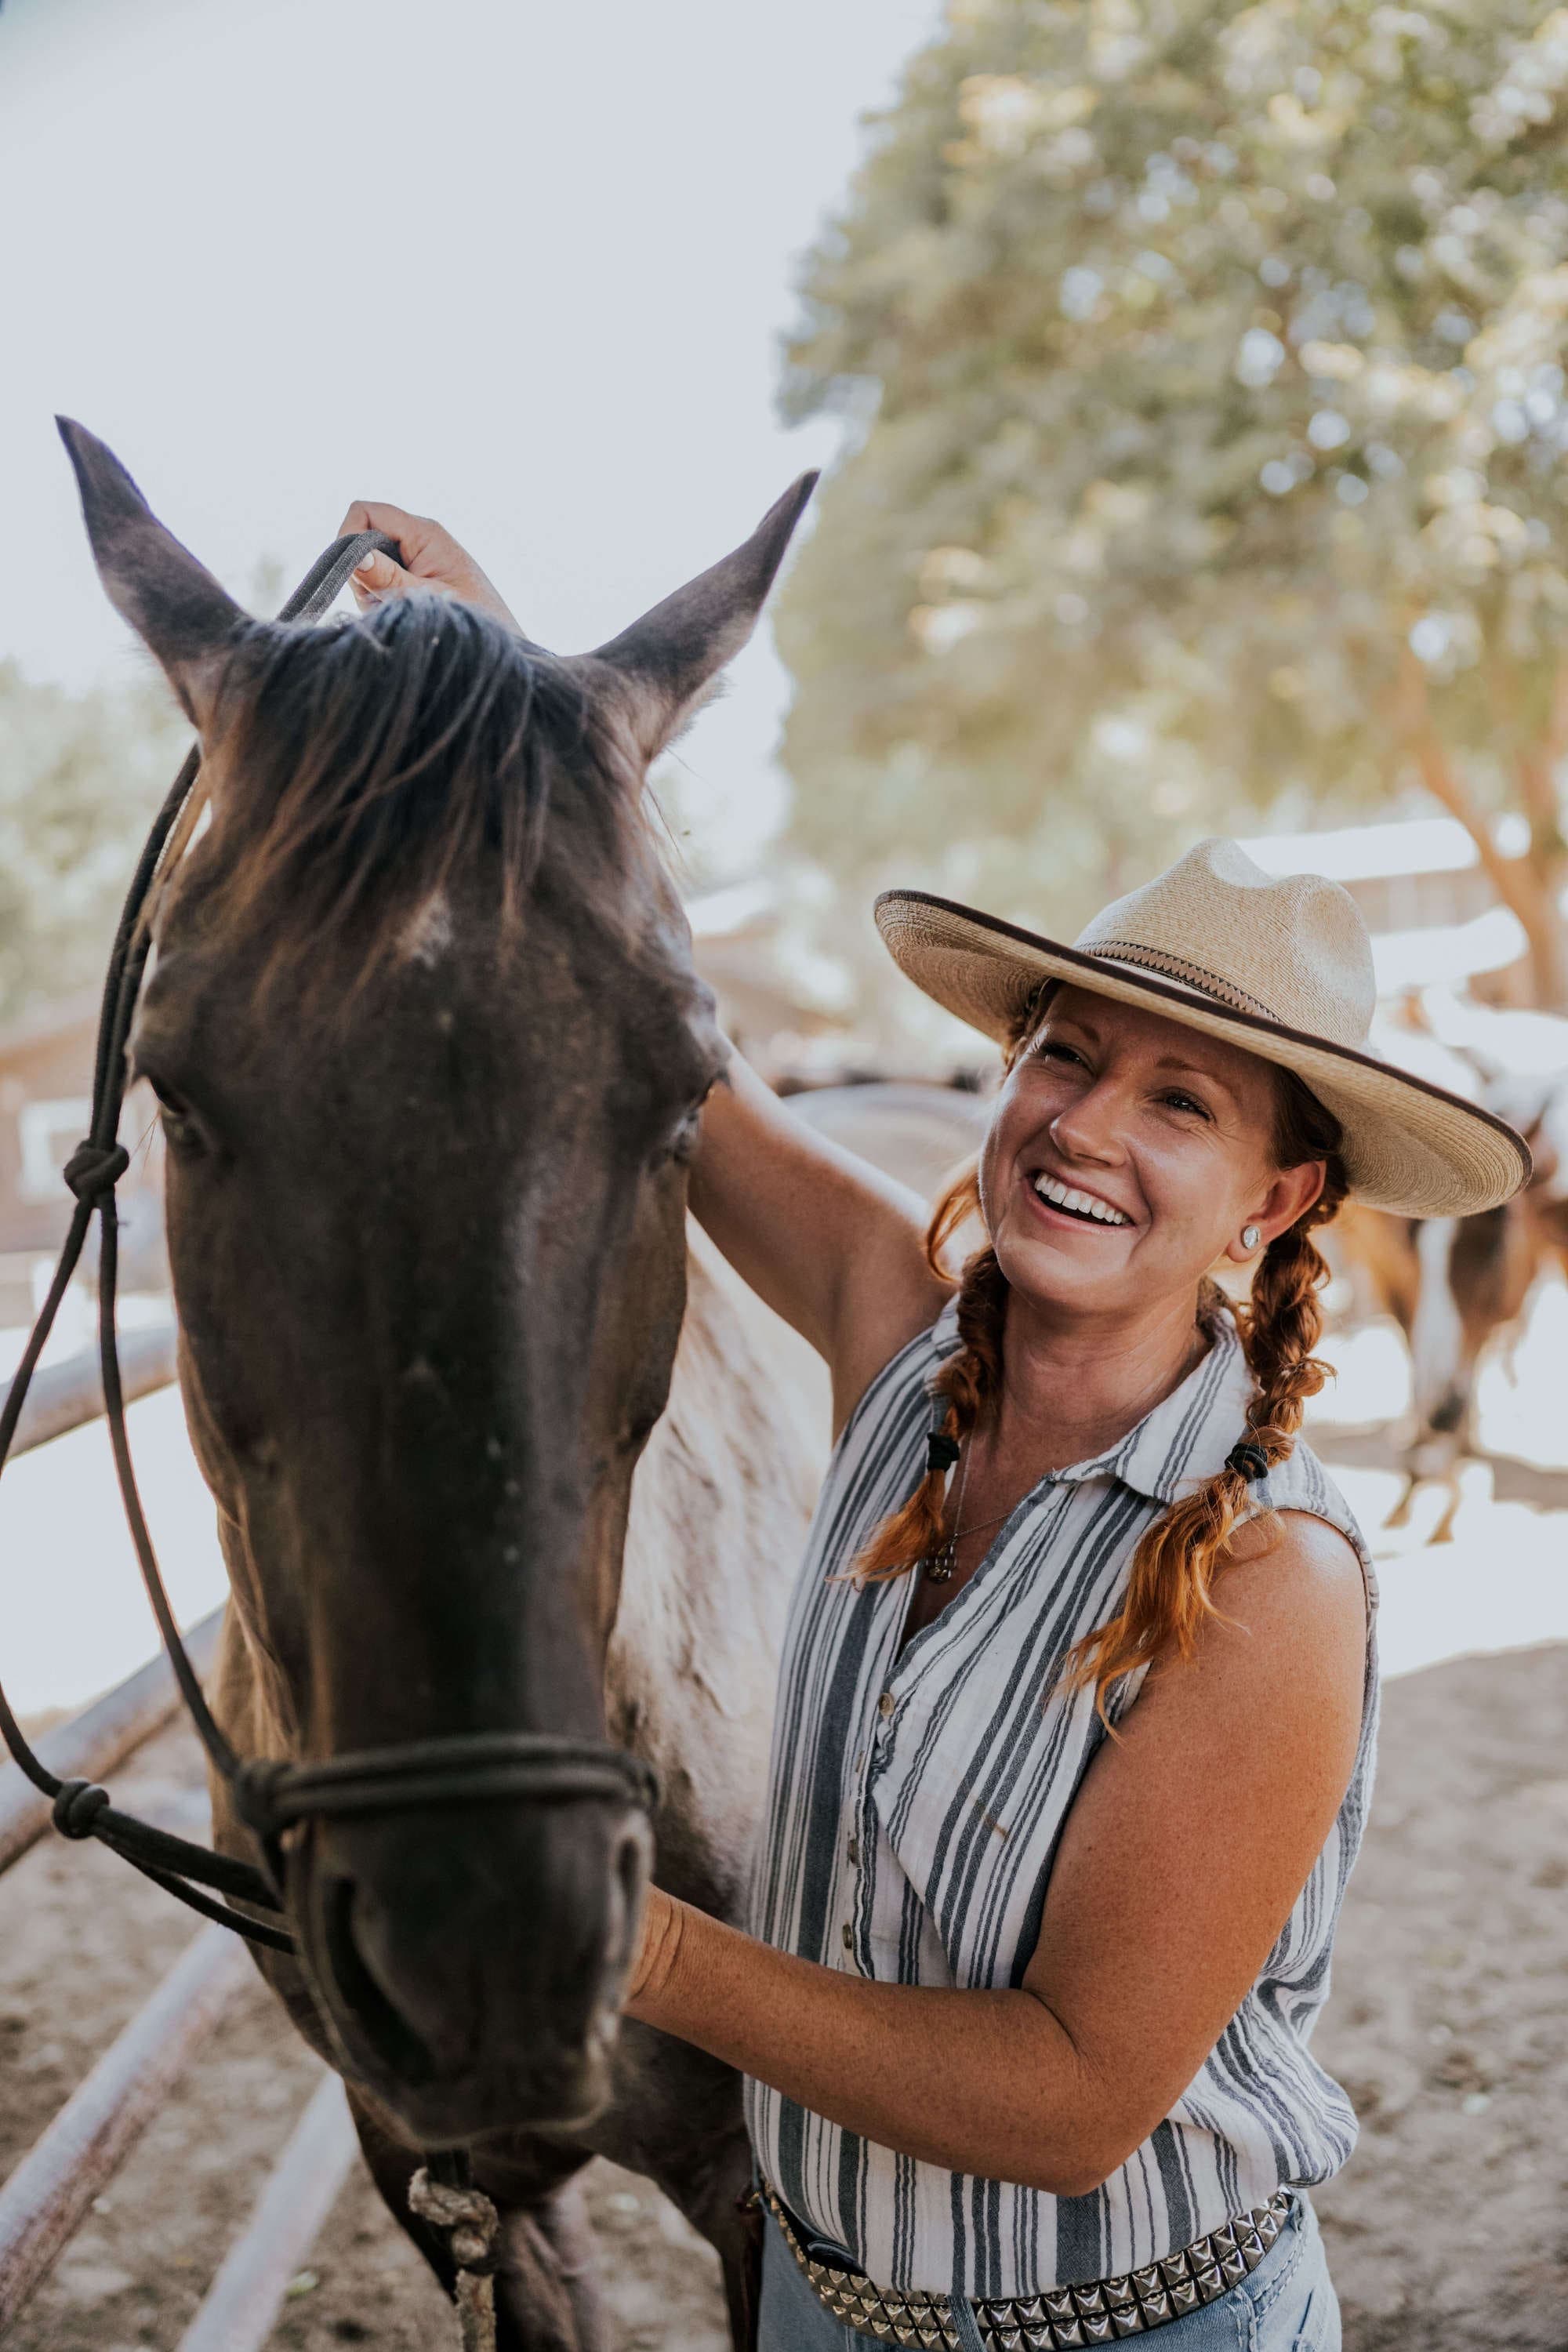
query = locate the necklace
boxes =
[924,1445,1013,1584]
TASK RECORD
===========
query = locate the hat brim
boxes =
[876,890,1530,1218]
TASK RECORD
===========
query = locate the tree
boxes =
[0,662,189,1022]
[777,0,1568,1013]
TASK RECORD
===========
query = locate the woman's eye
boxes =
[1162,1091,1210,1120]
[1036,1040,1084,1068]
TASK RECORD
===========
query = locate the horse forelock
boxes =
[154,593,656,994]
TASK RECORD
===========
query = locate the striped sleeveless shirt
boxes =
[746,1299,1379,2299]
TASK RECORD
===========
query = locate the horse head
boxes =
[60,419,813,2143]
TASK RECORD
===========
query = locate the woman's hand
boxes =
[336,499,523,632]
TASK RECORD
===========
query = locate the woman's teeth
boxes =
[1031,1173,1130,1227]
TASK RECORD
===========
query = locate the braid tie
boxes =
[1225,1442,1271,1483]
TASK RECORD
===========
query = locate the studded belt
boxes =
[762,2180,1294,2348]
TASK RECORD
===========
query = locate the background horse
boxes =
[62,424,830,2351]
[1332,1189,1540,1541]
[1329,1037,1568,1540]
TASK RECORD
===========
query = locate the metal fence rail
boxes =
[0,1926,252,2331]
[176,2075,361,2352]
[12,1322,177,1461]
[0,1602,224,1880]
[0,1317,361,2349]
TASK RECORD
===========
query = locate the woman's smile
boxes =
[1022,1165,1136,1232]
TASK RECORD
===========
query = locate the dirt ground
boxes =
[2,1643,1564,2352]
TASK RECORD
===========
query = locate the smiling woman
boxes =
[352,509,1530,2352]
[653,837,1528,2352]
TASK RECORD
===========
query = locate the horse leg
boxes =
[492,2176,612,2352]
[1429,1468,1463,1544]
[591,2033,760,2347]
[640,2123,760,2352]
[1383,1468,1420,1530]
[346,2093,610,2352]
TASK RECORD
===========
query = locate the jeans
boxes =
[758,2193,1341,2352]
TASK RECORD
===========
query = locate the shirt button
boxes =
[847,1834,860,1865]
[841,1922,854,1951]
[878,1691,895,1719]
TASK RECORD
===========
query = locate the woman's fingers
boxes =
[333,499,524,632]
[348,544,415,609]
[338,497,419,548]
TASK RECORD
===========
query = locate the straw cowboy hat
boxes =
[875,837,1530,1219]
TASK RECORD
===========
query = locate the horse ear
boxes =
[56,418,249,732]
[587,472,818,760]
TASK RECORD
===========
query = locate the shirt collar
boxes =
[927,1298,1254,1507]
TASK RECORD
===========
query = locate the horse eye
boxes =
[143,1075,205,1156]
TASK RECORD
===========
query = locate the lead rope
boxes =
[409,2154,502,2352]
[0,528,401,1956]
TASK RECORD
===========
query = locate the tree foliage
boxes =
[778,0,1568,1009]
[0,662,188,1023]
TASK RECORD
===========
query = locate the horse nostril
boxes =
[321,1875,437,2086]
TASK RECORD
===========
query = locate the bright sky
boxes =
[0,0,938,872]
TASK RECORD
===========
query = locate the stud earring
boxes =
[1240,1224,1261,1251]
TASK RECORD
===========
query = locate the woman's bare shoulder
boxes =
[1208,1506,1369,1671]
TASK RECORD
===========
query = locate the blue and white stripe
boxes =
[745,1301,1379,2298]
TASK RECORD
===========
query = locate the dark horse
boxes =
[61,425,826,2348]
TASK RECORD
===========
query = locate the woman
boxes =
[344,513,1529,2352]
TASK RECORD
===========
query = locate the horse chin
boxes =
[354,2027,621,2149]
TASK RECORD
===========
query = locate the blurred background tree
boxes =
[777,0,1568,1019]
[0,662,187,1023]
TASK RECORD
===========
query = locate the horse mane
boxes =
[157,593,645,991]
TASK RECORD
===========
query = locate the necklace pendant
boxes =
[925,1539,956,1584]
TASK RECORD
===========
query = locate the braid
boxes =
[852,1171,1005,1581]
[851,995,1044,1585]
[1235,1178,1345,1468]
[1062,1081,1348,1721]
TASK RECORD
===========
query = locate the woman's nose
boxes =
[1050,1082,1127,1163]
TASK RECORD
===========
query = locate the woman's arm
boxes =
[691,1053,950,1434]
[625,1513,1367,2196]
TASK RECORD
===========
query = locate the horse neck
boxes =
[606,1221,826,1918]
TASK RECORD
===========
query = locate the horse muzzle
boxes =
[236,1735,658,2141]
[290,1791,654,2141]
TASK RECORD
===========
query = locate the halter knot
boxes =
[64,1140,130,1203]
[53,1778,111,1838]
[925,1430,961,1475]
[232,1758,292,1838]
[1225,1441,1271,1483]
[408,2169,503,2275]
